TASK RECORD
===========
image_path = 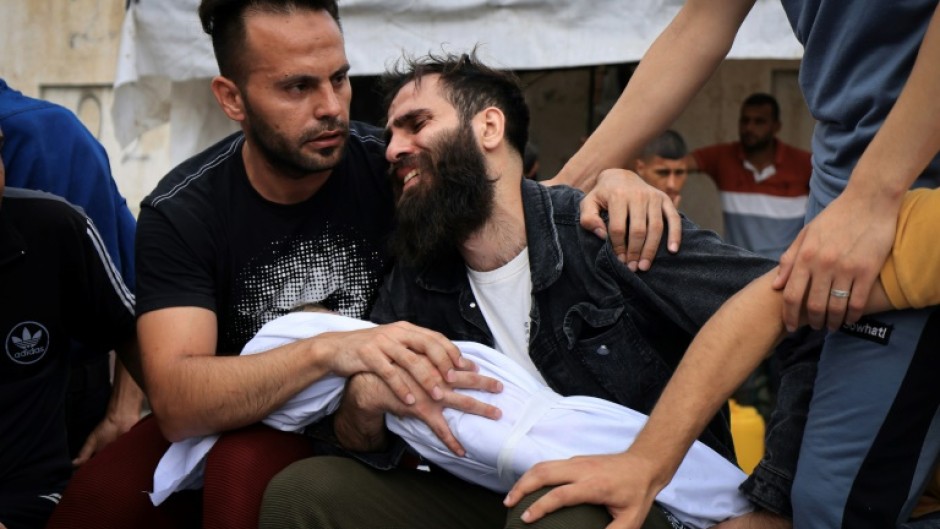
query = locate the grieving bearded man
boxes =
[260,52,813,529]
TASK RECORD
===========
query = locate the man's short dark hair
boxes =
[742,92,780,122]
[380,50,530,156]
[198,0,341,85]
[640,130,687,161]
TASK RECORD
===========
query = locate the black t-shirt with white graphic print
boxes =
[0,189,136,502]
[136,121,395,355]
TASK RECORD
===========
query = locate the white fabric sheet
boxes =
[113,0,802,156]
[152,313,752,528]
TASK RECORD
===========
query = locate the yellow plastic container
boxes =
[729,399,765,475]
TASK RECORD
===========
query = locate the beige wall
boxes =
[1,0,123,92]
[1,0,171,215]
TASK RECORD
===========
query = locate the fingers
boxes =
[505,460,569,507]
[72,437,97,467]
[356,343,420,406]
[351,322,465,405]
[773,228,806,291]
[394,322,465,374]
[440,389,502,420]
[663,198,682,254]
[604,194,630,265]
[417,406,466,456]
[448,369,503,394]
[623,197,649,272]
[506,460,610,524]
[636,198,664,271]
[780,252,813,331]
[826,282,853,331]
[579,195,609,242]
[845,273,876,326]
[517,483,596,524]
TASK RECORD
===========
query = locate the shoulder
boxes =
[3,188,91,242]
[344,121,388,173]
[143,131,244,209]
[4,187,85,219]
[348,121,386,151]
[0,84,60,123]
[332,121,392,197]
[542,182,585,222]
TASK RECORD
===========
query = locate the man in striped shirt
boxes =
[688,93,811,260]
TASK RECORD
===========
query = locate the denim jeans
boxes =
[740,327,825,517]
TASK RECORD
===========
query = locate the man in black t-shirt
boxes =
[49,3,498,528]
[0,126,142,529]
[50,2,682,528]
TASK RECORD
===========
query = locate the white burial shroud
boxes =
[152,312,752,528]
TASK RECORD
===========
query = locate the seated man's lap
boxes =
[260,455,673,529]
[46,415,193,528]
[47,415,315,529]
[793,307,940,528]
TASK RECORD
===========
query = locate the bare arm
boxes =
[546,0,754,278]
[139,307,468,441]
[72,351,146,466]
[506,270,895,526]
[552,0,756,189]
[775,3,940,331]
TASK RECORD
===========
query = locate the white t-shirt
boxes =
[466,248,545,385]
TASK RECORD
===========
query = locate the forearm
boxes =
[148,337,333,441]
[845,3,940,203]
[629,270,785,485]
[558,0,754,186]
[106,356,145,426]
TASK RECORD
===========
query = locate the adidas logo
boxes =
[6,321,50,364]
[12,327,43,349]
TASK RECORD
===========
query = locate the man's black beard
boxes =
[389,123,495,268]
[243,96,348,179]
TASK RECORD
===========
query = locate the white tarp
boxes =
[113,0,802,161]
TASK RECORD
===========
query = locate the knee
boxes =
[205,426,315,482]
[504,487,610,529]
[260,456,360,528]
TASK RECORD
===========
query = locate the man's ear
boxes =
[211,75,246,122]
[476,107,505,151]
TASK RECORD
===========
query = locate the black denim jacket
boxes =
[371,179,776,461]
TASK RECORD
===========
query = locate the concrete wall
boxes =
[1,0,171,215]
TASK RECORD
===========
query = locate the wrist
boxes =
[333,375,389,452]
[333,405,388,452]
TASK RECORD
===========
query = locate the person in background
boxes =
[0,124,144,529]
[635,130,689,207]
[686,93,810,261]
[0,79,143,465]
